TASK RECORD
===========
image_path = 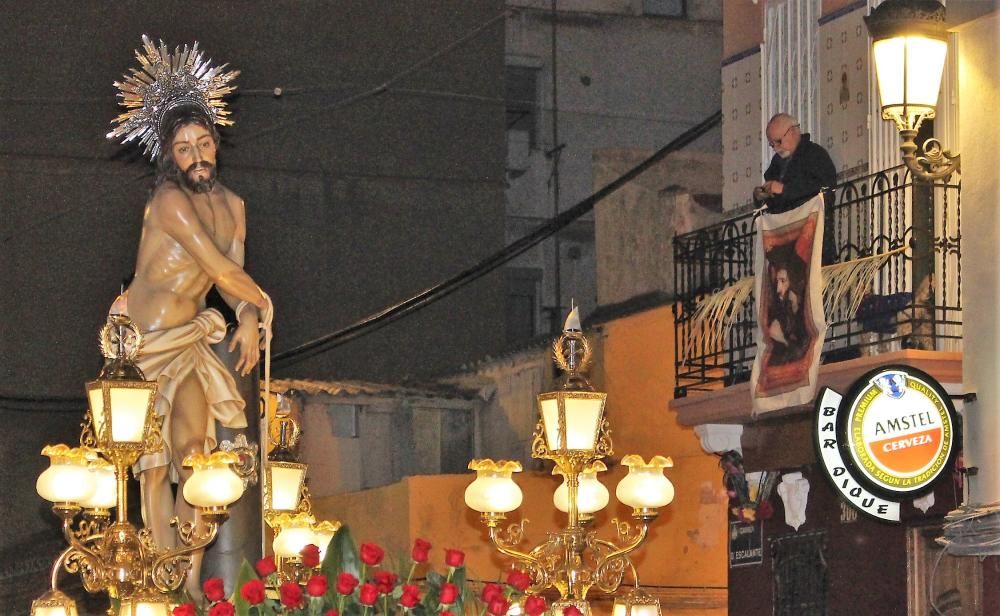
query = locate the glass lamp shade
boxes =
[80,459,117,510]
[537,390,607,453]
[312,520,341,560]
[266,461,307,512]
[182,452,245,508]
[612,588,661,616]
[36,445,96,505]
[464,459,523,514]
[86,378,157,446]
[30,590,78,616]
[616,455,675,511]
[117,593,173,616]
[553,463,610,514]
[272,513,318,558]
[872,35,947,129]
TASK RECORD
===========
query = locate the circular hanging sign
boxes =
[815,365,958,522]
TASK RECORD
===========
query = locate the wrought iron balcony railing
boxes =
[673,166,961,397]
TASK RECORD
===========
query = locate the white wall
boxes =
[957,11,1000,505]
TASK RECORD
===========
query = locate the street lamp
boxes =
[464,310,674,616]
[866,0,960,180]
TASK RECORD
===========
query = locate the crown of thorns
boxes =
[107,35,239,160]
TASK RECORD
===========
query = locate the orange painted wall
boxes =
[597,305,728,592]
[313,305,727,613]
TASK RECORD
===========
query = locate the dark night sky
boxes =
[0,0,509,399]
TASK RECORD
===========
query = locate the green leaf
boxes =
[234,559,260,616]
[323,524,361,581]
[451,566,468,614]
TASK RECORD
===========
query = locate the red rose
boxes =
[444,548,465,567]
[301,543,321,568]
[208,602,235,616]
[439,582,460,605]
[442,612,455,616]
[488,597,511,616]
[411,538,432,563]
[280,581,304,608]
[360,542,385,566]
[482,582,504,603]
[240,579,266,605]
[306,574,329,597]
[325,611,340,616]
[255,556,277,577]
[336,572,359,595]
[506,569,532,592]
[563,606,584,616]
[524,596,547,616]
[400,584,421,608]
[374,569,398,594]
[172,604,197,616]
[203,577,226,602]
[359,583,378,605]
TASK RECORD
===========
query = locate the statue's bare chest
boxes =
[192,193,235,252]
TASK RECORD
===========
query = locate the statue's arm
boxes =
[216,196,257,315]
[153,189,267,310]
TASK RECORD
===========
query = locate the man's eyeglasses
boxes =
[768,124,799,148]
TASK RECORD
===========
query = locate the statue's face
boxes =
[170,122,217,192]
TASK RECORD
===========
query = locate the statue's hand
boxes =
[229,318,261,377]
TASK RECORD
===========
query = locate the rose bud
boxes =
[337,572,360,595]
[306,574,328,597]
[203,577,226,602]
[444,548,465,567]
[506,569,532,592]
[411,538,432,563]
[359,583,379,606]
[488,598,511,616]
[360,542,386,566]
[482,582,504,603]
[208,602,235,616]
[301,543,321,568]
[280,581,304,609]
[240,579,266,605]
[255,556,277,577]
[524,596,547,616]
[439,582,460,605]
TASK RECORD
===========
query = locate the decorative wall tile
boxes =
[722,50,763,212]
[818,6,869,180]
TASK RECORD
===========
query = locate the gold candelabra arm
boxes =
[487,521,550,587]
[589,537,640,594]
[56,512,109,595]
[588,518,650,594]
[150,514,223,593]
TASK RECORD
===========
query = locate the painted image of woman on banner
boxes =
[752,200,826,404]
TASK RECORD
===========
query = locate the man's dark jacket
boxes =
[759,133,837,214]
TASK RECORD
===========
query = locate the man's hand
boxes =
[229,317,261,377]
[764,180,784,195]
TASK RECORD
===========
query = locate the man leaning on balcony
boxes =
[754,113,838,263]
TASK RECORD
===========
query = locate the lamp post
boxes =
[464,310,674,615]
[32,316,245,615]
[866,0,960,180]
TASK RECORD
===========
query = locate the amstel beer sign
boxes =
[815,366,957,522]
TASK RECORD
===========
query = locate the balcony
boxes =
[669,166,962,424]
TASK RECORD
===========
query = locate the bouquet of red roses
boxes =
[170,526,549,616]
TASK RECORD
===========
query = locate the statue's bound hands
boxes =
[229,317,261,376]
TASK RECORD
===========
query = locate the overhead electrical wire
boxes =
[271,109,722,368]
[0,109,721,409]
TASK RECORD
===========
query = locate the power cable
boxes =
[232,10,510,146]
[272,109,722,368]
[0,109,721,409]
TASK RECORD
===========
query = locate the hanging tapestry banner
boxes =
[750,194,828,414]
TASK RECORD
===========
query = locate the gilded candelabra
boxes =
[465,311,674,616]
[262,392,341,583]
[33,315,245,616]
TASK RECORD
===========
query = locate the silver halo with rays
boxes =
[107,34,240,160]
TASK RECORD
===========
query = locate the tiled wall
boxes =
[817,4,870,179]
[721,49,763,212]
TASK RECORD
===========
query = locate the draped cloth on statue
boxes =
[750,194,827,415]
[135,308,248,480]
